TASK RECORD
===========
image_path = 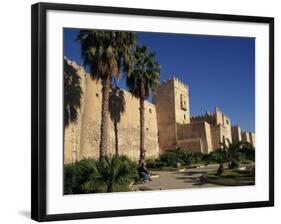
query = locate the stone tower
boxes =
[231,125,242,143]
[153,77,190,151]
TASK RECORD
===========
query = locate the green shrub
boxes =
[202,154,212,166]
[64,155,138,194]
[239,146,255,161]
[83,155,138,193]
[210,149,227,164]
[159,148,203,167]
[64,159,97,194]
[64,164,83,194]
[160,151,180,167]
[145,159,166,169]
[189,151,203,164]
[228,159,239,169]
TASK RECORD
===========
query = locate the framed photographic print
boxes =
[31,2,274,222]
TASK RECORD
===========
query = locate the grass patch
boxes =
[205,168,255,186]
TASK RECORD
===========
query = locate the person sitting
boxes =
[138,163,151,183]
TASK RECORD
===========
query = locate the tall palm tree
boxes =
[77,30,136,160]
[126,45,160,165]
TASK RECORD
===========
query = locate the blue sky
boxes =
[64,28,255,132]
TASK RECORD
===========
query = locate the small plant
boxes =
[210,148,227,165]
[83,155,138,193]
[145,159,166,169]
[239,142,255,161]
[64,155,138,194]
[160,151,179,167]
[202,154,212,166]
[64,163,84,194]
[64,159,97,194]
[228,159,239,169]
[159,148,204,167]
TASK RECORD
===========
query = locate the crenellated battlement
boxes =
[159,76,188,91]
[191,115,205,120]
[191,113,215,120]
[190,111,216,125]
[172,76,188,89]
[64,58,255,162]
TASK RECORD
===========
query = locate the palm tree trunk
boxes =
[139,97,145,165]
[99,75,111,160]
[114,119,119,155]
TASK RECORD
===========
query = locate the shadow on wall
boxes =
[64,58,83,128]
[109,84,126,155]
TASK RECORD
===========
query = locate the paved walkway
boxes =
[132,165,221,191]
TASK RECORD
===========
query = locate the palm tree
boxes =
[82,155,137,192]
[220,139,242,169]
[109,83,126,155]
[63,58,83,128]
[239,141,255,161]
[126,45,160,165]
[77,30,136,160]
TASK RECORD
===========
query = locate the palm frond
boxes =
[76,30,137,80]
[126,45,161,99]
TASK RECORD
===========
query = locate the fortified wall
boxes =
[64,58,255,164]
[64,58,159,164]
[153,79,236,154]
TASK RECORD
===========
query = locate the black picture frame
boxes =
[31,2,274,222]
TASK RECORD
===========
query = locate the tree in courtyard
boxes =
[239,141,255,161]
[220,139,242,169]
[77,30,136,160]
[126,45,160,165]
